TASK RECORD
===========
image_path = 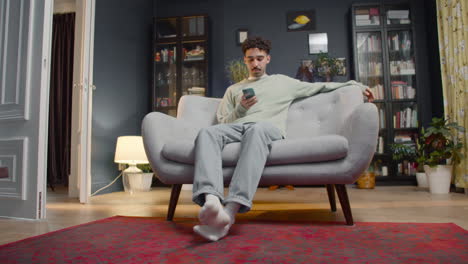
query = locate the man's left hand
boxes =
[363,87,374,102]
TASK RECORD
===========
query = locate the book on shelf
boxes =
[368,35,381,52]
[377,136,384,153]
[393,107,417,128]
[391,81,416,99]
[369,7,379,16]
[370,84,384,100]
[388,31,412,52]
[379,108,385,129]
[390,60,415,75]
[356,9,369,15]
[355,8,380,25]
[356,14,369,20]
[394,134,413,143]
[356,19,372,26]
[397,161,416,175]
[387,10,409,19]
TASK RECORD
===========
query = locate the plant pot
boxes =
[357,172,375,189]
[123,172,154,193]
[424,165,452,194]
[416,172,428,188]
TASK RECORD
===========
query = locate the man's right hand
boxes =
[240,95,257,109]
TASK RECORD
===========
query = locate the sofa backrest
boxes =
[177,95,221,128]
[176,85,363,137]
[286,85,363,138]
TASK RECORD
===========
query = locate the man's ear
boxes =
[266,55,271,64]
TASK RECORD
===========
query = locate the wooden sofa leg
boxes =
[335,184,354,226]
[167,184,182,221]
[325,184,336,212]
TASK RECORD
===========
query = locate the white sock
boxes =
[194,202,241,242]
[193,224,230,242]
[224,202,241,225]
[198,194,230,227]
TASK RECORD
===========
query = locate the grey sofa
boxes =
[142,85,379,225]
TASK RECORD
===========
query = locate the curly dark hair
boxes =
[241,37,272,55]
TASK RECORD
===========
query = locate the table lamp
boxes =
[114,136,149,192]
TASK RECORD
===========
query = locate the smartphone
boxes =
[242,88,255,99]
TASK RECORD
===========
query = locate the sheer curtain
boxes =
[436,0,467,189]
[47,13,75,188]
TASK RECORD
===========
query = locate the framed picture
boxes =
[308,33,328,54]
[301,60,314,72]
[335,58,347,76]
[236,29,249,45]
[286,10,315,32]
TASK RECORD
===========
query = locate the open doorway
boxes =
[47,0,76,196]
[48,0,94,203]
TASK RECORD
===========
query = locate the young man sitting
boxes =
[191,37,374,241]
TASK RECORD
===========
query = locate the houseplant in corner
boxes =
[421,117,465,194]
[390,137,427,188]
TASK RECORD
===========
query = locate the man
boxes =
[192,37,374,241]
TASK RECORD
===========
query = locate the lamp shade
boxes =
[114,136,149,165]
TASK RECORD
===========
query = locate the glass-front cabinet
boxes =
[352,2,419,184]
[153,15,209,117]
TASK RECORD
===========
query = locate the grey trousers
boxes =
[192,121,283,213]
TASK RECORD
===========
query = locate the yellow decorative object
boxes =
[436,0,468,188]
[294,15,310,25]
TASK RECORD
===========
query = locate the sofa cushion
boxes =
[161,135,348,166]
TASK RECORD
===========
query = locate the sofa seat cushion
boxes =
[161,135,348,167]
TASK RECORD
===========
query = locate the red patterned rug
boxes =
[1,216,467,263]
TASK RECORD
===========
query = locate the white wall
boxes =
[54,0,76,13]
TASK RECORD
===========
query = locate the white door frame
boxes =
[38,0,54,219]
[68,0,95,204]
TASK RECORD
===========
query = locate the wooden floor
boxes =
[1,185,468,245]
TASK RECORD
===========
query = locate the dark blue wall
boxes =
[92,0,153,194]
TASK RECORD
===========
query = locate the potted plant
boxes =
[124,163,154,193]
[314,52,339,82]
[421,117,465,194]
[226,58,249,84]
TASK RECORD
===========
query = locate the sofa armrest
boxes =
[341,103,379,182]
[141,112,200,175]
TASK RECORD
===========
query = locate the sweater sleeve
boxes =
[292,79,368,98]
[216,87,248,124]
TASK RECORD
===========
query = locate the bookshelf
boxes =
[351,2,419,185]
[152,15,209,117]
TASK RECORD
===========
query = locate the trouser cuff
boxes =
[192,187,224,207]
[224,196,252,213]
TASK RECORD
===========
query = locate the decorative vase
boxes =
[415,172,428,188]
[424,165,452,194]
